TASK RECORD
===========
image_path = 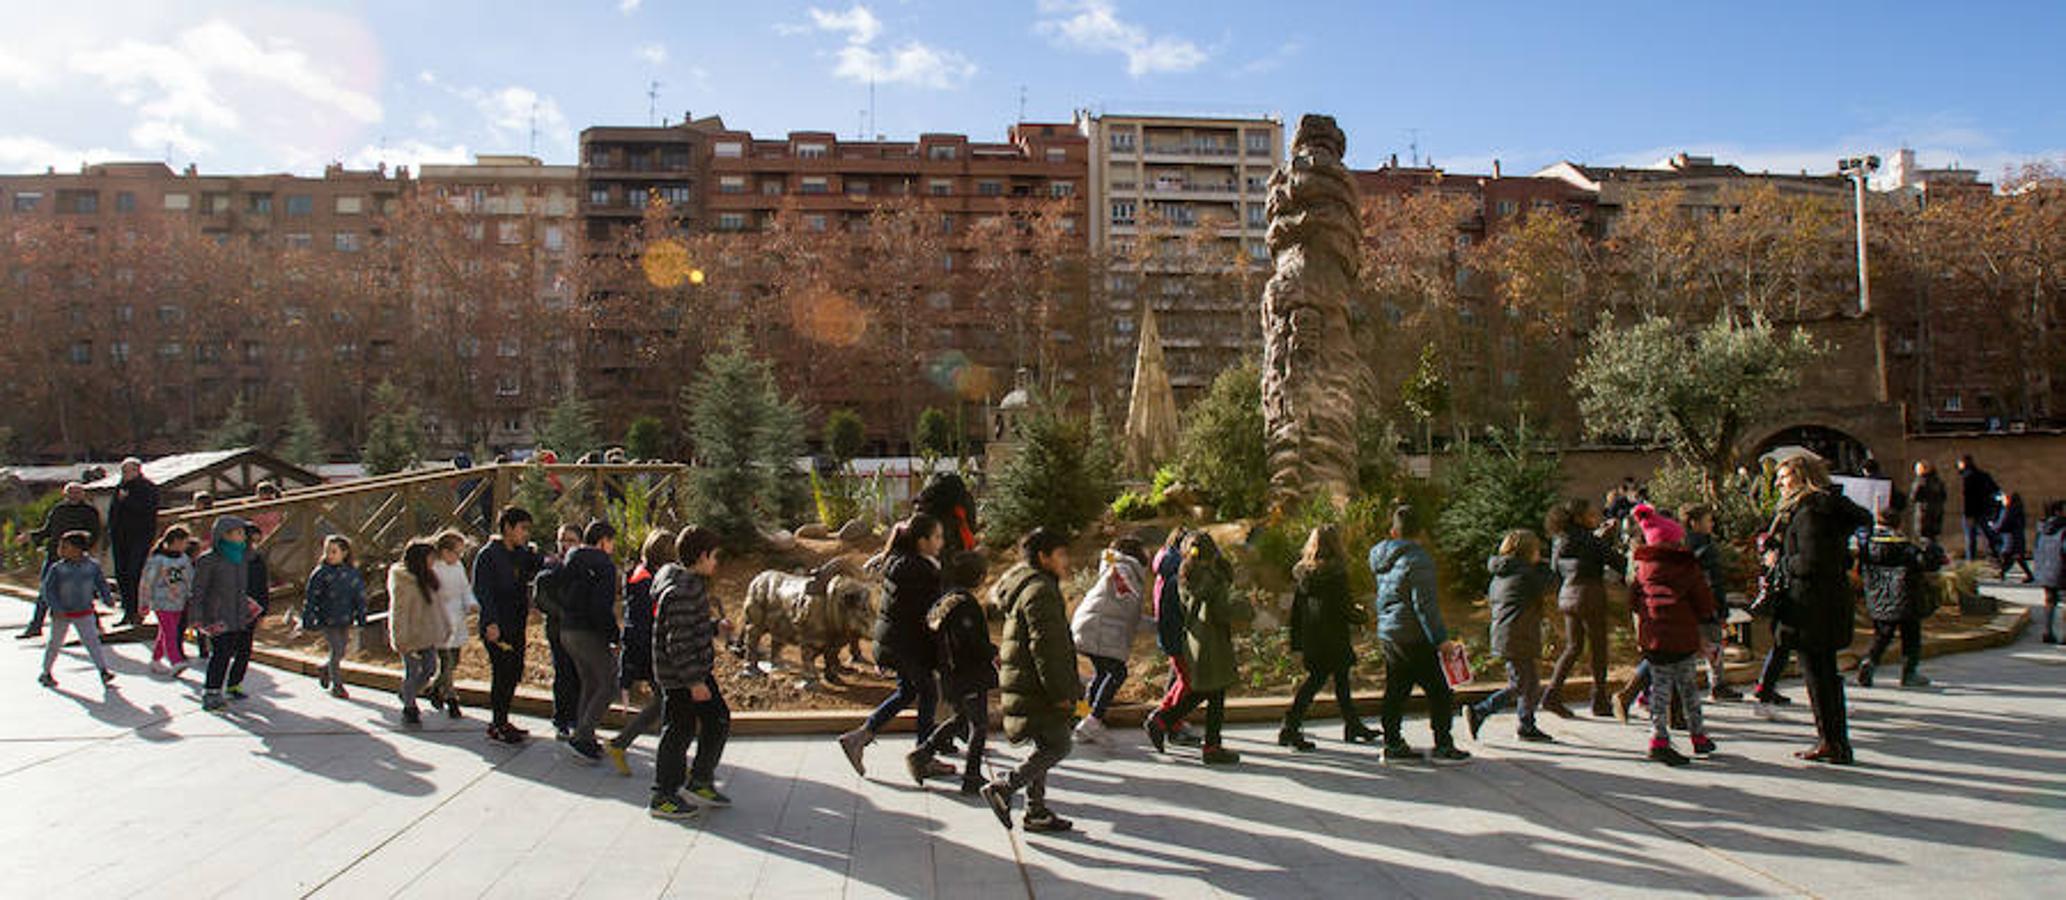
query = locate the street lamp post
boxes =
[1838,155,1880,314]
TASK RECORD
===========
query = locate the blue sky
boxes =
[3,0,2061,182]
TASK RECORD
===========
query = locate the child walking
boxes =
[302,535,367,699]
[1069,536,1152,746]
[1629,506,1719,766]
[609,529,677,776]
[1466,530,1557,744]
[1683,505,1742,701]
[982,528,1083,833]
[1147,531,1252,764]
[1371,505,1469,764]
[1858,506,1946,687]
[649,526,734,818]
[140,526,194,676]
[37,531,115,689]
[2036,501,2066,644]
[1280,525,1379,751]
[1146,528,1206,749]
[388,540,453,728]
[427,530,477,718]
[909,551,996,795]
[191,517,257,711]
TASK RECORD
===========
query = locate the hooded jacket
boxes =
[1629,544,1718,660]
[188,517,254,633]
[873,552,941,672]
[386,564,453,653]
[1180,547,1250,693]
[1776,489,1874,654]
[996,562,1081,740]
[301,561,366,628]
[619,563,657,686]
[651,564,717,690]
[1551,527,1622,615]
[930,588,999,697]
[1370,539,1445,646]
[1861,526,1945,622]
[1069,550,1152,661]
[558,545,620,638]
[1290,561,1362,672]
[2034,516,2066,589]
[1486,554,1555,660]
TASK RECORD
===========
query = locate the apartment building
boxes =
[1077,111,1284,401]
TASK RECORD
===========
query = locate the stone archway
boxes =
[1753,424,1877,477]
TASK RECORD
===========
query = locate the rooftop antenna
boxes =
[647,80,663,126]
[869,78,878,140]
[1017,84,1028,123]
[857,109,867,141]
[528,101,539,156]
[1407,128,1420,167]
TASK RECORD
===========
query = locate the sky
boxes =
[2,0,2062,184]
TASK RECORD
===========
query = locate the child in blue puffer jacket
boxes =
[302,535,367,699]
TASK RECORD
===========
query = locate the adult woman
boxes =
[1542,499,1625,719]
[388,540,453,728]
[1768,455,1872,764]
[838,514,949,778]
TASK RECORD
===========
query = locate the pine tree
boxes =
[624,416,669,461]
[681,340,805,544]
[914,407,955,462]
[361,381,423,476]
[280,393,326,466]
[204,395,261,450]
[982,392,1116,545]
[823,409,866,465]
[539,392,601,459]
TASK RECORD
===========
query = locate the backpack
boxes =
[531,563,568,619]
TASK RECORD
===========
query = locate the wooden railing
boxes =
[159,463,694,604]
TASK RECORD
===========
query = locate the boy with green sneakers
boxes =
[648,526,735,819]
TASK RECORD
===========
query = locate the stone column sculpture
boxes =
[1261,114,1365,507]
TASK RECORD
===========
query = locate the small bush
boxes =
[1110,490,1157,521]
[1434,424,1564,589]
[982,392,1118,546]
[1174,361,1268,520]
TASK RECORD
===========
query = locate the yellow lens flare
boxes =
[788,286,869,348]
[641,238,698,289]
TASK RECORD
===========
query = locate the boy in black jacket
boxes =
[1858,506,1946,688]
[649,526,733,818]
[909,551,996,795]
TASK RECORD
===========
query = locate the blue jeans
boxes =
[26,554,55,631]
[1084,654,1127,719]
[863,665,937,744]
[1474,657,1543,728]
[1963,517,1996,562]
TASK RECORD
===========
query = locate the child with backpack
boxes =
[1858,506,1947,687]
[2035,501,2066,644]
[1069,536,1152,746]
[37,531,115,689]
[140,525,195,676]
[1629,506,1719,766]
[909,551,997,795]
[301,535,367,698]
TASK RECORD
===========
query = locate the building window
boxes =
[927,144,958,161]
[937,214,954,234]
[109,341,130,363]
[205,193,231,213]
[926,291,952,310]
[285,232,313,249]
[800,176,829,195]
[796,143,828,159]
[335,195,364,214]
[761,179,784,196]
[60,191,97,214]
[1495,199,1517,217]
[717,212,747,231]
[497,220,522,244]
[12,192,41,212]
[940,253,954,272]
[719,175,746,194]
[496,338,520,357]
[1246,203,1265,228]
[544,225,564,251]
[1061,216,1078,234]
[1456,233,1474,249]
[658,185,693,205]
[333,232,361,252]
[977,181,1002,196]
[243,341,265,363]
[162,193,190,211]
[1046,148,1067,163]
[846,179,871,196]
[929,179,953,197]
[247,193,273,214]
[1109,130,1136,152]
[1050,181,1075,198]
[1111,200,1136,226]
[1945,393,1963,412]
[115,192,135,213]
[1248,240,1267,261]
[285,194,313,216]
[714,141,744,159]
[158,342,183,360]
[662,148,690,170]
[496,375,521,397]
[589,187,610,206]
[464,221,485,242]
[1245,131,1271,155]
[68,341,92,365]
[804,214,828,232]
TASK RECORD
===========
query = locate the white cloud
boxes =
[638,43,668,66]
[1234,40,1301,77]
[345,138,472,173]
[129,119,210,157]
[832,41,976,89]
[71,20,381,133]
[619,0,643,13]
[809,4,883,45]
[1035,0,1207,76]
[0,135,126,173]
[418,76,572,153]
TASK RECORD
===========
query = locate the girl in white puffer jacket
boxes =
[1069,537,1153,744]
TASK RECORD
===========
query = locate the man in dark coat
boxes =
[17,482,103,639]
[1955,455,2000,562]
[1908,460,1946,542]
[107,458,160,627]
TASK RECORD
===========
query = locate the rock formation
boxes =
[1124,303,1180,475]
[1260,114,1365,507]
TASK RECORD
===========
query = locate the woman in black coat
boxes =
[1769,455,1873,765]
[1542,499,1625,719]
[838,513,949,778]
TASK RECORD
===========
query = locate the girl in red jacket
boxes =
[1629,505,1719,767]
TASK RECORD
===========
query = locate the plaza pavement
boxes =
[1,588,2061,899]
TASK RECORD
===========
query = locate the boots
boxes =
[1856,662,1875,688]
[1276,726,1316,752]
[836,727,872,776]
[1589,688,1615,718]
[1900,659,1931,688]
[1343,721,1382,744]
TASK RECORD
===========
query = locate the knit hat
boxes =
[1632,504,1684,547]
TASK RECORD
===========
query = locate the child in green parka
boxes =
[1147,531,1252,765]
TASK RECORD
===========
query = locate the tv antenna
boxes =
[647,80,663,126]
[1017,84,1028,122]
[528,101,539,156]
[1407,128,1420,167]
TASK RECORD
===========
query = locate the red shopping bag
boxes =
[1438,641,1473,688]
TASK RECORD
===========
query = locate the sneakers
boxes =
[978,779,1014,830]
[685,782,733,808]
[1900,670,1932,688]
[1465,705,1486,741]
[1167,727,1204,748]
[837,728,872,776]
[1073,717,1108,745]
[1143,716,1168,754]
[151,659,172,676]
[1343,722,1382,744]
[226,685,247,701]
[318,669,330,690]
[1691,734,1717,756]
[565,739,603,765]
[202,692,227,711]
[1516,724,1555,743]
[648,793,699,821]
[100,669,115,685]
[1649,742,1690,767]
[171,658,192,673]
[37,672,56,688]
[330,684,350,700]
[1022,808,1073,833]
[1855,664,1875,688]
[1429,745,1471,764]
[606,744,632,776]
[1276,728,1316,752]
[445,697,463,719]
[401,707,423,728]
[904,749,932,786]
[16,627,42,640]
[486,723,526,745]
[1709,684,1744,702]
[555,726,574,743]
[1540,697,1575,719]
[1754,690,1794,707]
[1201,746,1241,765]
[1381,741,1422,764]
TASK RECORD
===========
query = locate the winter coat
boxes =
[138,550,193,614]
[188,517,253,633]
[1551,527,1622,615]
[1290,561,1363,672]
[471,539,542,641]
[1910,472,1947,538]
[996,562,1081,741]
[1960,466,2001,519]
[930,588,999,697]
[1069,550,1152,661]
[245,548,271,618]
[386,565,453,653]
[915,475,979,555]
[2034,517,2066,589]
[1152,545,1187,658]
[1861,527,1945,623]
[300,562,366,628]
[1991,499,2028,560]
[1687,532,1730,622]
[873,552,941,673]
[430,559,475,649]
[1180,552,1251,693]
[39,556,111,616]
[1629,544,1718,661]
[1371,539,1445,646]
[1486,554,1555,661]
[619,564,657,686]
[29,500,102,560]
[1775,489,1874,654]
[107,476,159,567]
[558,546,620,638]
[651,564,717,690]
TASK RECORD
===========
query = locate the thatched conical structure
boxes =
[1124,303,1180,475]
